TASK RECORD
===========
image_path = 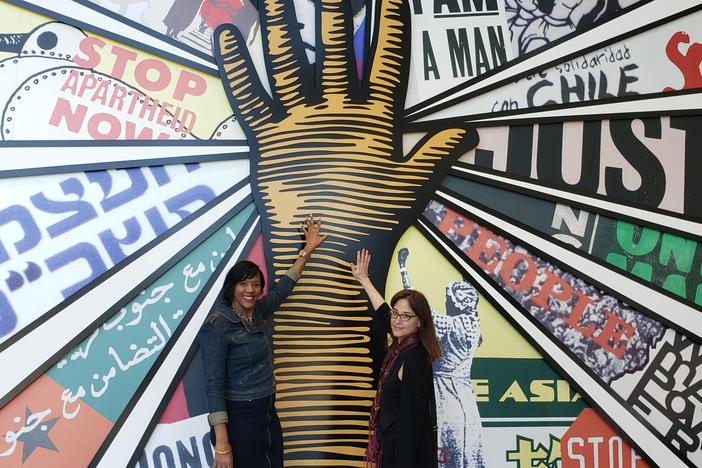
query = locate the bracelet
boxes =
[214,447,232,455]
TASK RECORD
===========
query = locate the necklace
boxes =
[233,306,254,326]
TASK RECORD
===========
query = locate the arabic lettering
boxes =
[183,262,206,293]
[125,282,174,327]
[90,367,117,398]
[69,328,100,362]
[60,386,85,420]
[0,408,52,457]
[102,308,127,331]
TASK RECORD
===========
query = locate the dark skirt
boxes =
[209,394,283,468]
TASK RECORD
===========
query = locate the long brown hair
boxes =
[390,289,441,362]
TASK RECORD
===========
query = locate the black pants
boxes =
[210,394,283,468]
[381,440,397,468]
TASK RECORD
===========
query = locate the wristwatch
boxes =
[298,249,308,258]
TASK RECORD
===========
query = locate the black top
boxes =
[374,303,438,468]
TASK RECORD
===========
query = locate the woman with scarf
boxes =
[351,249,440,468]
[198,216,327,468]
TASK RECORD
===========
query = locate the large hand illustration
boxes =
[215,0,477,274]
[214,0,477,462]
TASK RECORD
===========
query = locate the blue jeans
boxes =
[209,395,283,468]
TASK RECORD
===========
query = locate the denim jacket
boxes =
[197,270,299,426]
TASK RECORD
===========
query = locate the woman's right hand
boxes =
[213,446,233,468]
[350,249,385,311]
[350,249,371,283]
[212,423,233,468]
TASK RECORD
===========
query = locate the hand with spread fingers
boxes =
[212,0,478,464]
[301,215,328,254]
[351,249,385,311]
[289,215,328,275]
[350,249,371,283]
[214,0,478,265]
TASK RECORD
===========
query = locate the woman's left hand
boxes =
[301,215,328,252]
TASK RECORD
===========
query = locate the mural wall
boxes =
[0,0,700,467]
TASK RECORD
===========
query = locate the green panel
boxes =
[472,358,587,419]
[48,203,255,421]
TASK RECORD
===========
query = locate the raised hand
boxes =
[213,0,478,463]
[351,249,371,283]
[352,249,386,311]
[301,215,328,253]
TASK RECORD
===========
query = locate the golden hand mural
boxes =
[214,0,477,463]
[1,0,699,466]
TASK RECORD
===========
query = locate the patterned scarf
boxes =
[364,332,419,467]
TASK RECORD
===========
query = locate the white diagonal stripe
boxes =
[0,183,251,404]
[0,142,249,177]
[451,164,702,240]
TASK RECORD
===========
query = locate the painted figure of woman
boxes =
[433,282,486,468]
[398,247,486,468]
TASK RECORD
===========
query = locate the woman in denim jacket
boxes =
[197,216,326,468]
